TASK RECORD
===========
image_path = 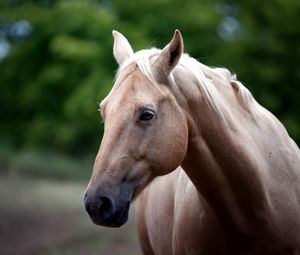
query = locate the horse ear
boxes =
[154,29,183,80]
[112,30,134,65]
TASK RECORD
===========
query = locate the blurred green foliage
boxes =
[0,0,299,160]
[0,144,93,179]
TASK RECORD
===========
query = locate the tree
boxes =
[0,1,118,154]
[0,0,299,157]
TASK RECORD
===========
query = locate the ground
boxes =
[0,174,141,255]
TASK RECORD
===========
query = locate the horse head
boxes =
[84,30,189,227]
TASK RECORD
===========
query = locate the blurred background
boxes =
[0,0,299,254]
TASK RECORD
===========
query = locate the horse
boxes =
[84,30,300,254]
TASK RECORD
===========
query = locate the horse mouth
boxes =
[95,201,131,228]
[111,202,131,227]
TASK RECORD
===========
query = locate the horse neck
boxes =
[172,67,272,235]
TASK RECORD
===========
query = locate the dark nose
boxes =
[84,194,115,226]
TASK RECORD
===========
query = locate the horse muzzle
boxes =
[84,184,133,227]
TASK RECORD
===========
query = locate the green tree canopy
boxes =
[0,0,299,156]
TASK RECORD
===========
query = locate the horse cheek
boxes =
[151,119,188,175]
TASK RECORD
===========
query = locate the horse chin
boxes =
[131,176,155,201]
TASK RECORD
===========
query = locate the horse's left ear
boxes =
[154,29,183,80]
[112,30,134,65]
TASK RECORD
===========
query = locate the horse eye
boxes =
[140,109,155,121]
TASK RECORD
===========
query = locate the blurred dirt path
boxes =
[0,175,141,255]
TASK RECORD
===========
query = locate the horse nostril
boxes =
[98,196,114,220]
[84,194,116,225]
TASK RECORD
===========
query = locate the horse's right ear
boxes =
[112,30,134,65]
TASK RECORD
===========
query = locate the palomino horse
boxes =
[84,30,300,254]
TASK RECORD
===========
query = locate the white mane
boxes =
[117,48,258,114]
